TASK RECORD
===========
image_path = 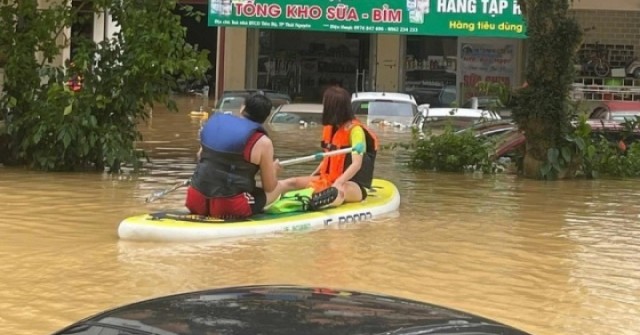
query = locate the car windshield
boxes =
[423,117,483,132]
[218,97,245,110]
[439,90,457,107]
[265,92,291,101]
[270,111,323,124]
[270,98,290,108]
[463,98,505,109]
[353,100,417,117]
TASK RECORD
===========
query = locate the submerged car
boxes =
[456,120,518,139]
[220,89,292,102]
[269,93,420,131]
[462,96,512,119]
[266,103,323,125]
[212,89,291,115]
[404,84,457,108]
[212,95,246,115]
[351,92,419,127]
[588,101,640,122]
[413,105,502,133]
[493,119,640,159]
[51,285,533,335]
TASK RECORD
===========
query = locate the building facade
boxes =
[210,0,527,104]
[3,1,638,103]
[211,0,640,103]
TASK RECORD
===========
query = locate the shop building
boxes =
[5,1,639,103]
[211,0,640,104]
[211,0,528,104]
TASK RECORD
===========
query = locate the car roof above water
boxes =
[277,103,323,113]
[422,107,502,120]
[352,92,417,105]
[597,101,640,111]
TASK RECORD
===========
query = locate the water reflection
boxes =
[1,96,639,335]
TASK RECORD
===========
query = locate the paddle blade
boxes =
[145,190,168,203]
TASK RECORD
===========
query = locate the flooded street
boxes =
[1,96,640,335]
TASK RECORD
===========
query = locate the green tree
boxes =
[0,0,210,171]
[512,0,583,179]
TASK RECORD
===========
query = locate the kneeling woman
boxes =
[283,86,378,209]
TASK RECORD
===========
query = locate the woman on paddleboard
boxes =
[283,86,379,210]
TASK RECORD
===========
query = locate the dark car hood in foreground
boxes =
[52,285,532,335]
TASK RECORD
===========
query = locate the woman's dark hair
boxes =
[243,93,273,123]
[322,86,354,127]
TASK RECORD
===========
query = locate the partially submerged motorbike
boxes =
[625,57,640,79]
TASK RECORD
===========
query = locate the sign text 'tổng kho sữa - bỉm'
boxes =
[208,0,526,38]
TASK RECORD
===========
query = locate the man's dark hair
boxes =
[243,93,273,123]
[322,86,354,127]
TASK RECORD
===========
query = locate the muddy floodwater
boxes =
[1,97,639,335]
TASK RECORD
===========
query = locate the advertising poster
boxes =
[458,38,519,99]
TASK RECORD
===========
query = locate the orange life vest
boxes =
[309,119,379,192]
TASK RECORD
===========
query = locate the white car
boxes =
[265,92,420,130]
[351,92,418,127]
[413,104,502,133]
[266,103,323,125]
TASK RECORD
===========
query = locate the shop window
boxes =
[70,0,95,58]
[258,30,369,102]
[404,36,457,107]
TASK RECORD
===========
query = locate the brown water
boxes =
[1,97,640,335]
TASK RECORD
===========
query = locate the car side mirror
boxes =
[418,104,430,117]
[469,97,479,109]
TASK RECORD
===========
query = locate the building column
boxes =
[374,34,402,92]
[93,9,120,43]
[38,0,70,67]
[215,27,248,101]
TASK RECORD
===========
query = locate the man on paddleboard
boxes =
[185,94,288,219]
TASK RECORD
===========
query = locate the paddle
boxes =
[279,143,363,166]
[144,143,364,203]
[145,180,190,203]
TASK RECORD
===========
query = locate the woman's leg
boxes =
[280,175,316,193]
[309,180,364,209]
[327,181,363,207]
[341,181,365,203]
[263,176,317,209]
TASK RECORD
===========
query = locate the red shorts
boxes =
[185,186,266,219]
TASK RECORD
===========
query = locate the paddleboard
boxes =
[118,179,400,242]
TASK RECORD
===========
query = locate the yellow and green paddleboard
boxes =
[118,179,400,242]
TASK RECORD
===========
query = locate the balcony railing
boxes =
[571,76,640,101]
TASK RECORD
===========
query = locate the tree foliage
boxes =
[566,115,640,179]
[410,124,497,173]
[0,0,210,171]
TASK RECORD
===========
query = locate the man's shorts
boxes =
[185,186,267,219]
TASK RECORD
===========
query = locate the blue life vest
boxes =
[190,113,266,197]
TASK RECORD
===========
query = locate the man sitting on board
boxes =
[185,93,288,219]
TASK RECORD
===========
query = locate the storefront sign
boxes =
[208,0,526,38]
